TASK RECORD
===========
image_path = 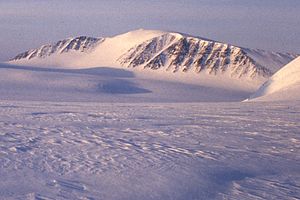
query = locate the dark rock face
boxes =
[119,34,274,78]
[12,36,103,61]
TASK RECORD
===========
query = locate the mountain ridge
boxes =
[10,29,298,80]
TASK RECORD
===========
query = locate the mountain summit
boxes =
[10,29,297,80]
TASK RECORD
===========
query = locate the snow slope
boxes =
[0,62,256,102]
[10,29,297,80]
[250,56,300,101]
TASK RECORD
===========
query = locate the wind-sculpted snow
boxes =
[0,101,299,199]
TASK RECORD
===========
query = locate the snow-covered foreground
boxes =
[0,101,299,199]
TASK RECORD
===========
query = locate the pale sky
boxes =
[0,0,300,61]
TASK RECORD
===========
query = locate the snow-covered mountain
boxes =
[249,56,300,101]
[10,29,297,80]
[13,36,103,60]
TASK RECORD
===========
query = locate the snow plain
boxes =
[0,101,299,199]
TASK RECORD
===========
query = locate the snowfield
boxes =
[0,101,299,199]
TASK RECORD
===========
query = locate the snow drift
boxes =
[250,56,300,101]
